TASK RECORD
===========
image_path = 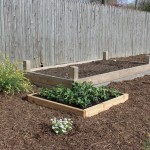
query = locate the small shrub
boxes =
[51,118,73,134]
[0,58,32,94]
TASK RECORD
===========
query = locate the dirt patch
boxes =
[113,54,149,62]
[35,54,148,79]
[0,75,150,150]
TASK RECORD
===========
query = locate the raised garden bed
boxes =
[28,93,128,118]
[25,54,150,88]
[27,83,129,118]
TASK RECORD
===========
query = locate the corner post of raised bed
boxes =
[69,66,79,81]
[23,60,31,72]
[103,51,109,60]
[146,55,150,64]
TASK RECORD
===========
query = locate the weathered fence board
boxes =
[0,0,150,67]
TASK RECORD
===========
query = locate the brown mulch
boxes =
[0,75,150,150]
[35,54,148,79]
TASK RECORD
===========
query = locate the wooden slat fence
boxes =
[0,0,150,67]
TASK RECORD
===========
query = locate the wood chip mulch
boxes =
[0,75,150,150]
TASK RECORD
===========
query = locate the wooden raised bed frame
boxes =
[25,54,150,88]
[27,93,129,118]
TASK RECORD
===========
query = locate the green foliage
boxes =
[143,134,150,150]
[0,58,32,94]
[39,82,122,109]
[138,1,150,12]
[51,118,73,135]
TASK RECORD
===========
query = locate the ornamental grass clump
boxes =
[0,58,32,94]
[51,118,73,134]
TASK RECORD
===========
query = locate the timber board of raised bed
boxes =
[77,64,150,84]
[26,63,150,88]
[27,93,129,118]
[26,72,74,88]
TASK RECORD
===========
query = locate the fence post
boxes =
[146,55,150,64]
[103,51,109,60]
[23,60,31,72]
[69,66,79,81]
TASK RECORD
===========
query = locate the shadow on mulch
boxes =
[39,123,52,135]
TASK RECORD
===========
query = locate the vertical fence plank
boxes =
[0,0,150,68]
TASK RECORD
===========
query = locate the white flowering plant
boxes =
[50,118,73,134]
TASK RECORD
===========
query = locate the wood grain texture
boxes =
[0,0,150,67]
[28,94,85,117]
[26,72,73,88]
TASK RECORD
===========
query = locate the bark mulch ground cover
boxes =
[35,54,148,79]
[0,75,150,150]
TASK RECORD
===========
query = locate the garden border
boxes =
[25,54,150,88]
[27,93,129,118]
[26,63,150,88]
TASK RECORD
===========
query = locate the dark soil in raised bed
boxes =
[0,75,150,150]
[35,54,148,79]
[113,54,149,62]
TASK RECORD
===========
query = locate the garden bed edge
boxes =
[27,93,129,118]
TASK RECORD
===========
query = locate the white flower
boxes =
[55,131,59,134]
[64,118,67,121]
[51,117,73,135]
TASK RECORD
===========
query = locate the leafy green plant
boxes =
[0,58,32,94]
[51,117,73,134]
[39,82,122,109]
[98,86,121,100]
